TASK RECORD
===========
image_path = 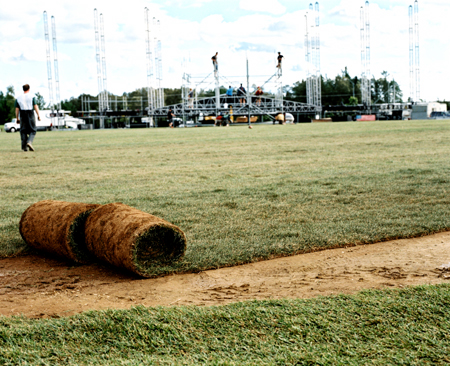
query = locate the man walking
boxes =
[15,84,41,152]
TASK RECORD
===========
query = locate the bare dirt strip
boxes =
[1,232,450,318]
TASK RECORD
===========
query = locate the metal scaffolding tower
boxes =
[313,2,321,109]
[305,3,321,110]
[214,55,220,110]
[43,12,54,112]
[144,7,155,112]
[181,56,192,107]
[154,18,164,108]
[409,5,414,102]
[360,1,371,107]
[414,0,420,101]
[51,16,61,114]
[275,57,283,109]
[94,9,104,112]
[305,13,312,106]
[100,13,109,110]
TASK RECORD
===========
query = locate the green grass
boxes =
[1,284,450,365]
[1,121,450,276]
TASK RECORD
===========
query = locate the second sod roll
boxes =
[84,203,187,277]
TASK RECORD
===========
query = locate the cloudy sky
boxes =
[1,0,448,104]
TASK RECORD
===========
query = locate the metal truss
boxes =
[148,94,320,118]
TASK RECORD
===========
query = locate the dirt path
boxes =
[1,232,450,318]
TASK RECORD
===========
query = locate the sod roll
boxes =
[19,200,101,263]
[84,203,187,277]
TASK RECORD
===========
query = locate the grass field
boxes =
[1,284,450,364]
[1,121,450,277]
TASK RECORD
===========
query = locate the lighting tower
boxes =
[275,56,283,109]
[181,55,192,109]
[43,12,54,112]
[144,7,155,112]
[154,18,164,108]
[305,3,321,109]
[409,5,414,101]
[313,2,321,109]
[414,0,420,101]
[365,1,371,106]
[100,13,108,110]
[94,9,103,112]
[360,1,371,108]
[309,3,317,107]
[51,16,62,127]
[51,16,61,112]
[305,13,312,105]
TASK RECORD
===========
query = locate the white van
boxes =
[4,111,84,132]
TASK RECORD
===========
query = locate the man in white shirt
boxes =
[15,84,41,152]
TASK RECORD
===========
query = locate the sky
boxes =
[0,0,448,104]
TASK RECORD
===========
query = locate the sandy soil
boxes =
[1,232,450,318]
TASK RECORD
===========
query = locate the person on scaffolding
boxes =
[188,88,194,109]
[167,108,175,128]
[255,86,263,106]
[212,52,218,75]
[223,109,231,127]
[215,112,223,127]
[237,83,246,106]
[226,85,233,103]
[276,52,284,69]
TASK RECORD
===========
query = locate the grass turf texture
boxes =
[1,284,450,364]
[1,121,450,275]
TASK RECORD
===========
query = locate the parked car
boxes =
[4,119,19,132]
[429,111,450,120]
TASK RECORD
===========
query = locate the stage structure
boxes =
[305,2,321,110]
[409,1,420,102]
[360,1,371,108]
[147,57,316,125]
[144,47,319,126]
[43,11,63,128]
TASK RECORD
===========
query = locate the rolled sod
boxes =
[84,203,187,277]
[19,200,101,263]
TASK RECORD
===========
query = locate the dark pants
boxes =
[21,130,36,151]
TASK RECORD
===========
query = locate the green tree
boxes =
[348,96,358,105]
[0,91,8,124]
[35,92,46,109]
[6,85,16,121]
[370,72,403,103]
